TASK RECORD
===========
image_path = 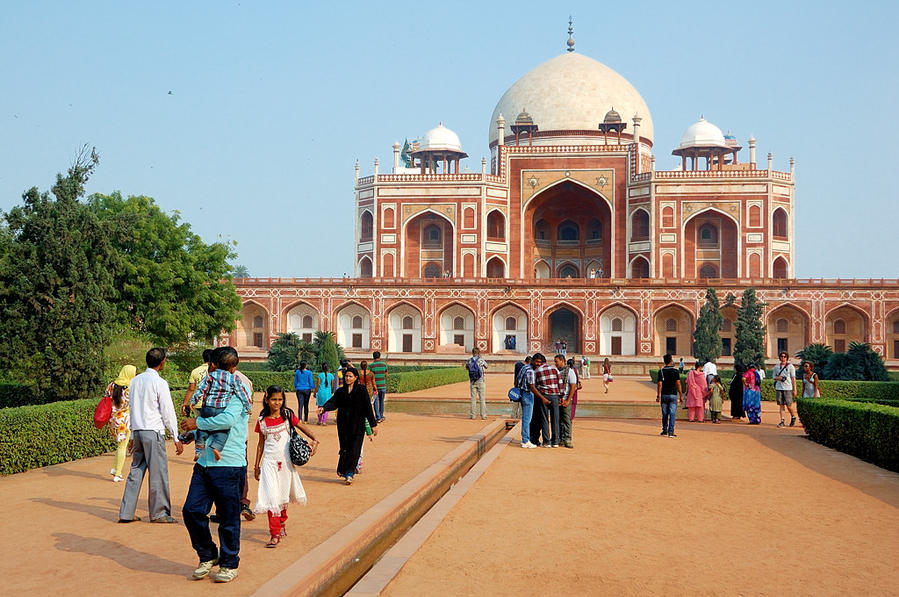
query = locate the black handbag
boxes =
[285,409,312,466]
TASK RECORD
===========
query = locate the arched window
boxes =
[699,263,718,278]
[773,209,788,238]
[665,318,677,332]
[383,207,395,228]
[402,316,414,330]
[453,316,465,330]
[834,319,846,334]
[661,206,674,228]
[559,264,579,278]
[776,318,789,333]
[612,318,623,332]
[589,219,603,241]
[505,316,516,331]
[535,219,548,241]
[360,257,372,278]
[631,257,650,279]
[463,207,475,228]
[749,205,761,227]
[360,211,373,242]
[773,257,788,278]
[631,210,650,241]
[423,224,441,248]
[487,211,505,241]
[423,263,441,278]
[253,315,264,328]
[352,315,363,329]
[558,220,579,241]
[302,315,313,328]
[698,223,718,247]
[486,257,505,278]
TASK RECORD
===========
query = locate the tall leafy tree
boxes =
[0,148,116,401]
[88,192,242,345]
[314,331,341,374]
[693,288,724,363]
[733,287,766,370]
[267,333,314,372]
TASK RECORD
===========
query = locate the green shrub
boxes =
[796,398,899,472]
[237,361,270,371]
[387,367,469,393]
[798,380,899,401]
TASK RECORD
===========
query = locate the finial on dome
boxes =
[567,16,575,52]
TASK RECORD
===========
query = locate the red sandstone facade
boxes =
[225,49,899,366]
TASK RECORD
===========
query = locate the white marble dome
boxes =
[489,52,653,145]
[678,117,728,149]
[420,123,463,152]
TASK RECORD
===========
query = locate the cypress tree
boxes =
[693,288,724,363]
[733,288,766,370]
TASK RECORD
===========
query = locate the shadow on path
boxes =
[53,532,193,577]
[33,497,118,522]
[40,466,109,482]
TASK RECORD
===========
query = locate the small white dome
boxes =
[420,123,463,152]
[678,117,728,149]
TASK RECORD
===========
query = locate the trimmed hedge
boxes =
[0,399,117,475]
[386,367,469,393]
[797,398,899,472]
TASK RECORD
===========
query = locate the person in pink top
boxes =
[685,362,708,422]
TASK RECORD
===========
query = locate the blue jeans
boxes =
[374,388,386,419]
[196,405,228,453]
[519,391,534,444]
[660,394,678,435]
[183,464,245,568]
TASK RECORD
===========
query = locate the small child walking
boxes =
[253,385,319,548]
[707,375,725,423]
[106,365,137,482]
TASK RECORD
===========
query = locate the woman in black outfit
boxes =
[729,364,744,421]
[318,367,378,485]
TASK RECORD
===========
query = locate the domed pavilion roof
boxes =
[419,123,464,153]
[677,116,728,150]
[489,52,653,145]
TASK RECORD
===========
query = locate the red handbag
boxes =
[93,395,112,428]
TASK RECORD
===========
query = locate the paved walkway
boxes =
[383,418,899,596]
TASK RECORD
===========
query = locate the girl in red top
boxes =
[253,385,319,547]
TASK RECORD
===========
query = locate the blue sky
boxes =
[1,1,896,278]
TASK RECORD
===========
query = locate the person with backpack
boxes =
[511,356,531,419]
[465,348,488,419]
[515,356,537,448]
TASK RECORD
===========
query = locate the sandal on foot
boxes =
[266,535,280,548]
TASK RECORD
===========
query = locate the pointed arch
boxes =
[335,300,371,350]
[491,302,528,354]
[238,299,270,350]
[683,208,739,279]
[824,303,869,352]
[359,209,374,243]
[630,208,650,242]
[629,255,650,279]
[772,207,789,238]
[534,259,551,279]
[401,208,456,278]
[772,256,789,279]
[522,177,613,212]
[653,303,694,356]
[598,303,638,356]
[486,255,507,278]
[358,255,373,278]
[556,261,580,278]
[438,302,476,351]
[766,303,809,357]
[486,208,506,241]
[386,301,423,353]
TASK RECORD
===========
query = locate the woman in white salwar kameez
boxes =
[253,386,319,547]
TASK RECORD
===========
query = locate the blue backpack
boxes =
[467,357,483,382]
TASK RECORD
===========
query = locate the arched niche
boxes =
[285,302,319,343]
[654,305,693,356]
[336,303,370,350]
[492,304,527,353]
[825,305,867,353]
[238,302,269,350]
[438,304,475,351]
[766,304,808,357]
[599,305,637,355]
[387,303,422,353]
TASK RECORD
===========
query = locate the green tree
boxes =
[823,342,888,381]
[88,192,242,345]
[314,331,341,374]
[693,288,724,363]
[0,148,117,401]
[797,343,833,378]
[267,333,314,372]
[733,288,766,370]
[232,264,249,278]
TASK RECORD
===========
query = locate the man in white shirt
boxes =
[773,351,798,427]
[702,359,718,386]
[555,354,578,449]
[118,347,183,523]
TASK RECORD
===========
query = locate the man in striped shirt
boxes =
[369,351,388,422]
[529,353,561,447]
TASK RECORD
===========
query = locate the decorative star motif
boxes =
[595,175,607,189]
[528,175,539,188]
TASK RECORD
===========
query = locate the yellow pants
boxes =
[114,429,132,477]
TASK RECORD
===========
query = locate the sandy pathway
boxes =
[383,418,899,596]
[0,410,495,596]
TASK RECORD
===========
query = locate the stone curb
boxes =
[250,419,510,597]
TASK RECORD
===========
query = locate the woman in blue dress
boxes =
[314,363,336,425]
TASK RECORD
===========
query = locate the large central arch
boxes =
[523,181,612,279]
[683,209,739,278]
